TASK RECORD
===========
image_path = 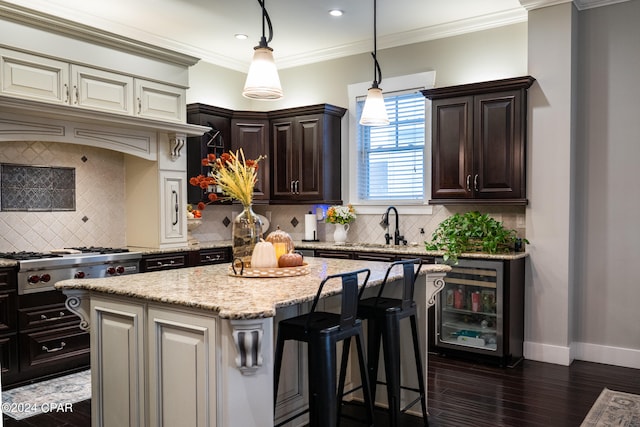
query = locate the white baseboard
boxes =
[572,342,640,369]
[524,341,573,365]
[524,340,640,369]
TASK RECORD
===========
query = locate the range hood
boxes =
[0,95,209,161]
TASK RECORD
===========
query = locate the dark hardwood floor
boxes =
[3,354,639,426]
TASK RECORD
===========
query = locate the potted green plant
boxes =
[425,211,528,264]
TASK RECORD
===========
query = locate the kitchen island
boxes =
[56,257,450,427]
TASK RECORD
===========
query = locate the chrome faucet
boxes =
[379,206,406,245]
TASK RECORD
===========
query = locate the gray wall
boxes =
[575,1,640,359]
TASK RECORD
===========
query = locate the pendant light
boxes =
[242,0,283,100]
[359,0,389,126]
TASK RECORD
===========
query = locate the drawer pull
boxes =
[40,312,66,321]
[42,342,66,353]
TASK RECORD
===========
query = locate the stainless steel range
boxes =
[0,247,142,294]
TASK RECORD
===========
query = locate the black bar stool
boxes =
[356,258,428,427]
[273,268,375,427]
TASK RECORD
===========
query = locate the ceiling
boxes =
[6,0,530,71]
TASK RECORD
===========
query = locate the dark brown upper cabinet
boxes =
[270,104,346,204]
[187,103,346,205]
[186,104,233,205]
[422,76,535,205]
[231,111,270,203]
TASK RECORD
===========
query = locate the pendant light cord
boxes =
[370,0,383,88]
[256,0,274,46]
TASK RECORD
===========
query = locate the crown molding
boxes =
[519,0,630,11]
[0,0,200,67]
[573,0,631,10]
[276,8,528,70]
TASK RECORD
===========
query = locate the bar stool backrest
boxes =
[306,268,371,331]
[360,258,423,310]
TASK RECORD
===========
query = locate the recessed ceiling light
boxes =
[329,9,343,17]
[235,33,248,40]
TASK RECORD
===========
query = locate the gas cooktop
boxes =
[0,247,131,260]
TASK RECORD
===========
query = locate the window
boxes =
[347,71,435,211]
[356,91,425,201]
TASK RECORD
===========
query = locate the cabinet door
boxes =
[186,105,233,204]
[296,115,323,199]
[135,79,185,122]
[71,65,134,115]
[271,114,325,201]
[148,306,217,427]
[160,171,186,244]
[431,96,473,200]
[271,119,296,198]
[0,291,16,333]
[474,91,524,200]
[231,118,270,201]
[0,333,18,380]
[0,48,69,104]
[91,298,146,427]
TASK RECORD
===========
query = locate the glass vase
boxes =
[232,204,263,265]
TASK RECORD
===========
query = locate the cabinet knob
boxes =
[474,174,479,192]
[466,174,471,192]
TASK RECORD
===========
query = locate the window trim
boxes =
[347,71,436,215]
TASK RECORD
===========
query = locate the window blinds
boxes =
[357,91,425,201]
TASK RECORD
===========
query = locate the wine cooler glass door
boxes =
[436,258,504,355]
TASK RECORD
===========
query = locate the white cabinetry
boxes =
[136,79,185,122]
[0,49,68,104]
[125,151,188,249]
[148,306,217,426]
[71,65,134,114]
[90,298,146,427]
[0,47,184,122]
[90,296,217,427]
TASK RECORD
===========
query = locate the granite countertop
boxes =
[55,258,451,320]
[132,240,528,260]
[293,241,528,260]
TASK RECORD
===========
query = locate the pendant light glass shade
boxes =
[243,0,283,100]
[360,87,389,126]
[360,0,387,126]
[243,46,283,100]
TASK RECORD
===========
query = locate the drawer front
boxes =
[141,253,189,272]
[397,254,436,264]
[353,252,397,262]
[196,248,230,266]
[19,303,77,330]
[20,325,89,370]
[314,250,354,259]
[0,291,17,332]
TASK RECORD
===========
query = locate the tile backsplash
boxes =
[1,164,76,211]
[0,141,126,252]
[190,203,526,247]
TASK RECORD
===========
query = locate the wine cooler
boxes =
[432,257,525,367]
